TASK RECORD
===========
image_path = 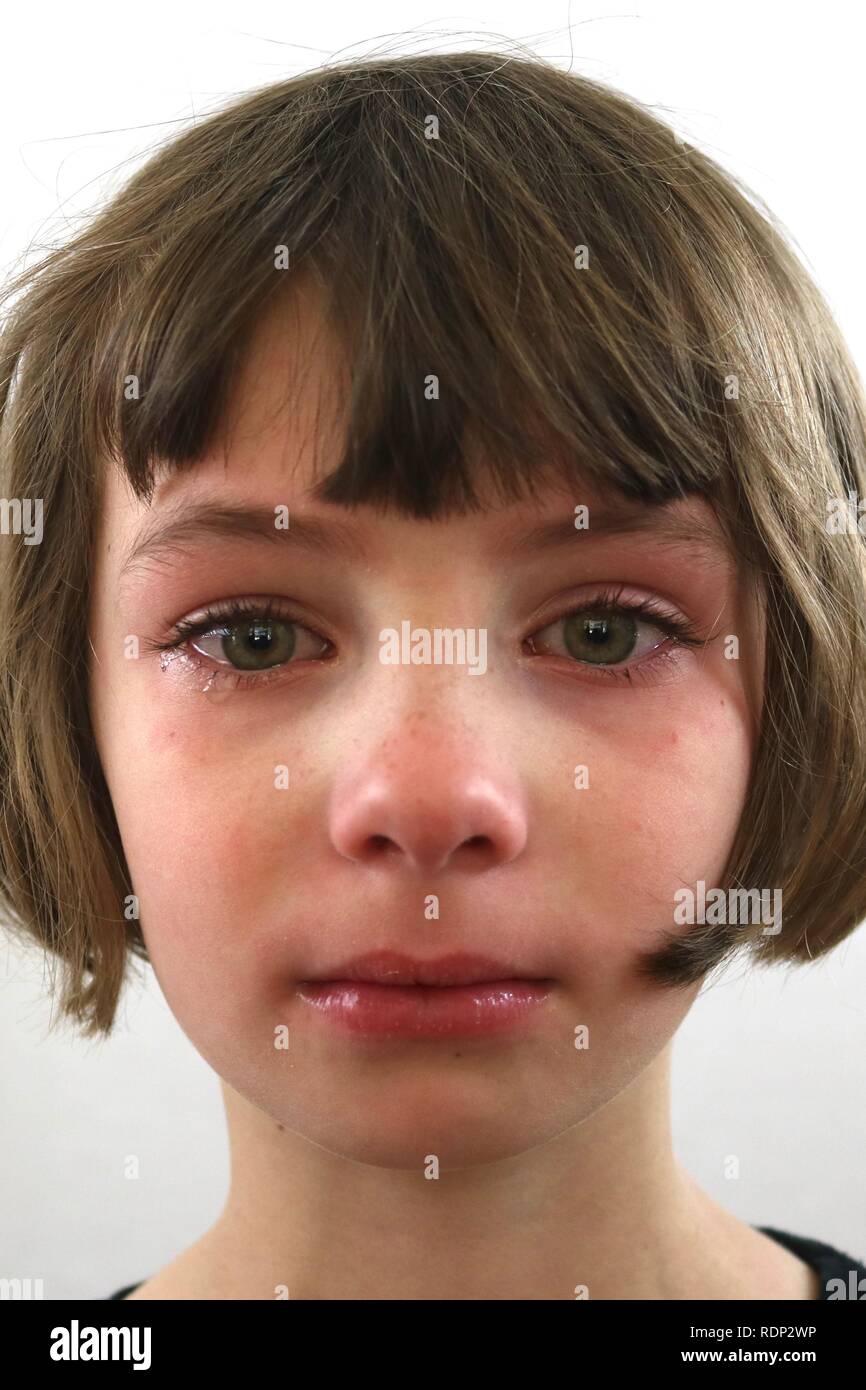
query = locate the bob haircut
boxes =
[0,50,865,1040]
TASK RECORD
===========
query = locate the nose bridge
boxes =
[376,614,489,678]
[327,663,528,875]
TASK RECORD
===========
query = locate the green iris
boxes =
[221,620,296,671]
[563,610,637,665]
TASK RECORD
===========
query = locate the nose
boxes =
[328,732,529,875]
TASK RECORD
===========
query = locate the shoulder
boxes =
[757,1226,866,1300]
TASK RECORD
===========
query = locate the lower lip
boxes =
[296,980,555,1038]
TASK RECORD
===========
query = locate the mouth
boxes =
[299,949,552,988]
[296,950,556,1039]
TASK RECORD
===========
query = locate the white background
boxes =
[1,0,864,1298]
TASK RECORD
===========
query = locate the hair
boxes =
[0,49,864,1039]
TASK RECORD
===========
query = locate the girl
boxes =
[1,50,865,1301]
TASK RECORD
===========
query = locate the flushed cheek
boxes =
[104,733,309,993]
[126,768,303,906]
[551,699,752,964]
[127,821,276,1041]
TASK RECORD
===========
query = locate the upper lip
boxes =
[302,950,550,987]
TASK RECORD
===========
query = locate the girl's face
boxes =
[88,285,763,1169]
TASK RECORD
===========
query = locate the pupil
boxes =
[584,618,609,645]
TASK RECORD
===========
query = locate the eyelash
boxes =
[143,597,329,694]
[143,586,709,693]
[524,584,707,685]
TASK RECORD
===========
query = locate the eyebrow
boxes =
[505,507,732,566]
[117,496,732,588]
[118,503,368,587]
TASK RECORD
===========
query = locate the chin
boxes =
[252,1066,603,1170]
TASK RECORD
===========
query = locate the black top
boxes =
[102,1226,866,1300]
[756,1226,866,1299]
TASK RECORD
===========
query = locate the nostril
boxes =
[369,834,395,856]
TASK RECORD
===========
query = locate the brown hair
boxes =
[1,50,864,1038]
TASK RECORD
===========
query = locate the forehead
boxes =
[96,271,734,573]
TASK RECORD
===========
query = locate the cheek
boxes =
[554,691,753,967]
[99,712,291,1006]
[628,712,749,866]
[120,798,275,1049]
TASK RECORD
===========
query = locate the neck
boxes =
[194,1047,728,1300]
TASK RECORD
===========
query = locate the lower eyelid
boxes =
[544,639,690,683]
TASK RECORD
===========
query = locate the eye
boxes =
[145,597,333,691]
[524,586,707,684]
[188,614,325,671]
